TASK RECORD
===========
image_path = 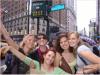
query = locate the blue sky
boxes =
[77,0,96,35]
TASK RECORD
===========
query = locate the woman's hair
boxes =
[41,47,56,66]
[20,34,35,48]
[67,32,92,53]
[37,33,48,41]
[56,33,74,54]
[68,32,84,46]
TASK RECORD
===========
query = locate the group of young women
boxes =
[0,8,100,74]
[1,22,100,74]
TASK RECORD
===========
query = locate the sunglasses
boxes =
[37,36,47,40]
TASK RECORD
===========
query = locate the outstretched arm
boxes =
[7,46,36,69]
[79,50,100,64]
[0,23,19,50]
[0,8,19,50]
[77,64,100,74]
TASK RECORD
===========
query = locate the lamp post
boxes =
[97,0,100,39]
[27,0,30,34]
[94,22,96,40]
[59,0,61,28]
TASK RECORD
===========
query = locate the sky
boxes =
[77,0,96,35]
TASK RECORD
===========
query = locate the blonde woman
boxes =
[0,21,36,74]
[68,32,100,74]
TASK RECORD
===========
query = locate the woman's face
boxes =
[37,35,47,46]
[68,34,79,48]
[43,51,55,65]
[60,37,69,50]
[25,36,35,49]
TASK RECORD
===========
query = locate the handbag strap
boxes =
[78,54,88,65]
[59,57,72,74]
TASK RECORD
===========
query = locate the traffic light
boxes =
[47,0,52,14]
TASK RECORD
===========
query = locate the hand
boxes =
[0,46,10,56]
[77,64,99,74]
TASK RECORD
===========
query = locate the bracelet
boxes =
[23,56,32,65]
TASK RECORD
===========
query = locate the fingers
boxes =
[0,46,10,55]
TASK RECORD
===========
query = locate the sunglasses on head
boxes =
[37,36,47,40]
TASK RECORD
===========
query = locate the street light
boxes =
[27,0,30,34]
[94,22,96,40]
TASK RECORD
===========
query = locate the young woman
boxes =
[56,34,76,74]
[68,32,100,74]
[0,21,36,73]
[5,46,68,74]
[19,34,36,55]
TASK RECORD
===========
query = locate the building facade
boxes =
[89,19,96,39]
[1,0,77,41]
[51,0,77,32]
[1,0,28,35]
[1,0,46,36]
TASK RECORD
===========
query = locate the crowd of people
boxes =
[0,8,100,74]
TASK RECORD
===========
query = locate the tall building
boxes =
[89,19,96,39]
[96,0,100,36]
[1,0,77,41]
[1,0,46,37]
[1,0,28,35]
[51,0,77,32]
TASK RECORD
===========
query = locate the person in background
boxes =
[48,37,57,48]
[68,32,100,74]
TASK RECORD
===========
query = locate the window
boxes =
[42,28,45,32]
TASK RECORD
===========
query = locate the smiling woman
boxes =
[5,46,69,74]
[68,32,100,74]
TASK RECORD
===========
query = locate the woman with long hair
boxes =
[68,32,100,74]
[0,18,36,73]
[55,33,76,74]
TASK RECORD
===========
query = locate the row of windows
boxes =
[4,17,29,27]
[6,25,27,32]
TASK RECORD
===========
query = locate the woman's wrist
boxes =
[98,64,100,70]
[23,56,32,65]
